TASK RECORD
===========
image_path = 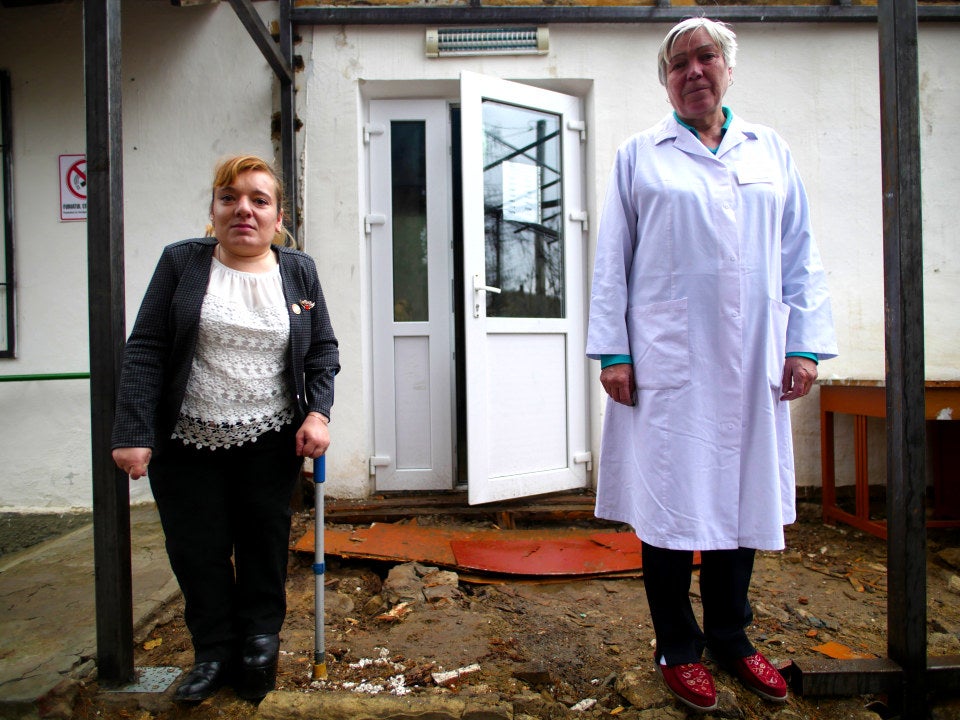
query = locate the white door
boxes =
[369,100,454,491]
[460,72,590,505]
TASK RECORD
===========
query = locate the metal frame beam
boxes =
[278,0,299,245]
[878,0,929,715]
[0,70,15,359]
[291,0,960,712]
[226,0,293,84]
[226,0,299,245]
[85,0,134,685]
[82,0,959,701]
[291,3,960,25]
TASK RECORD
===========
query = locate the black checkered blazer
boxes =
[111,237,340,449]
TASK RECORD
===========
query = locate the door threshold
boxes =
[318,489,599,528]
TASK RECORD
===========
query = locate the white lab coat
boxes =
[586,112,837,552]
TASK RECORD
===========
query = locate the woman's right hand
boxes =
[600,363,636,406]
[112,447,152,479]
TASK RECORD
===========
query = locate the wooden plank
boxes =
[316,491,600,524]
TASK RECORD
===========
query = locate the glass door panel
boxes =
[391,121,429,322]
[481,101,564,319]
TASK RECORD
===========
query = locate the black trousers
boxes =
[149,425,302,663]
[641,542,757,666]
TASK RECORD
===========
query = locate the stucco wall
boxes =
[0,0,279,510]
[301,22,959,500]
[0,7,956,511]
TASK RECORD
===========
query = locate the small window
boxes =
[0,70,14,357]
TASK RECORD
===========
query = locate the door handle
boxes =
[473,274,501,318]
[473,274,501,295]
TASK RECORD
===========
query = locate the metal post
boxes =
[84,0,134,683]
[878,0,926,716]
[279,0,299,247]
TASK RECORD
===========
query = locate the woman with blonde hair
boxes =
[112,155,339,703]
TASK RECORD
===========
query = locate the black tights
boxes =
[149,426,302,663]
[641,542,757,666]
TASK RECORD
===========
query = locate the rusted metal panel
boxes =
[450,533,642,575]
[293,522,649,577]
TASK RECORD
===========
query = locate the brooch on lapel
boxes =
[291,299,315,315]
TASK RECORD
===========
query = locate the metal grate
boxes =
[425,27,549,57]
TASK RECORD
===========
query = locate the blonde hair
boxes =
[657,18,738,86]
[205,154,297,248]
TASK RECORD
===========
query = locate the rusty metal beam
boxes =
[85,0,134,684]
[790,656,960,698]
[291,3,960,25]
[226,0,293,84]
[790,658,902,696]
[878,0,928,717]
[278,0,298,246]
[226,0,299,246]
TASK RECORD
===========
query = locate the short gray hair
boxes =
[657,18,738,86]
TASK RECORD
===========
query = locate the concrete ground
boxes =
[0,507,564,720]
[0,505,180,718]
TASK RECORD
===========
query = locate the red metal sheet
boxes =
[291,522,705,578]
[450,533,643,576]
[293,522,646,576]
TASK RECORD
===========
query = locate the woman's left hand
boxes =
[780,356,818,401]
[296,413,330,458]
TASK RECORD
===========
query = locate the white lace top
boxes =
[173,257,294,449]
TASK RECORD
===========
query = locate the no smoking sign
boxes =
[59,154,87,221]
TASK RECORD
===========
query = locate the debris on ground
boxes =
[69,501,960,720]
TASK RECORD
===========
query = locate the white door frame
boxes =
[366,77,590,502]
[459,72,590,505]
[369,99,454,491]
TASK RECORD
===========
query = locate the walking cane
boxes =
[312,454,327,681]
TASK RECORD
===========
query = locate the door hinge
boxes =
[365,213,386,235]
[569,210,589,232]
[369,455,390,476]
[363,122,385,144]
[573,451,593,471]
[566,119,586,142]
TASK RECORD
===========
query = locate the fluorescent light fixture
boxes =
[425,27,549,57]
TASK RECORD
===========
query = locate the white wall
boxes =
[0,0,279,510]
[301,22,960,499]
[0,9,956,511]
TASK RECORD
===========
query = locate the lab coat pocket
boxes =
[767,298,791,389]
[628,298,690,389]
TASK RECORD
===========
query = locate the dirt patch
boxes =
[71,501,960,719]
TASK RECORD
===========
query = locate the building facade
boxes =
[0,0,957,511]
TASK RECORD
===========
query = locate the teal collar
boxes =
[674,107,732,154]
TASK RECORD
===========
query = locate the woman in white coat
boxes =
[586,18,837,712]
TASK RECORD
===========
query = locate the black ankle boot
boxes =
[236,634,280,701]
[173,660,230,703]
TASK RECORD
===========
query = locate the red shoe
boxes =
[654,654,718,712]
[728,652,788,702]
